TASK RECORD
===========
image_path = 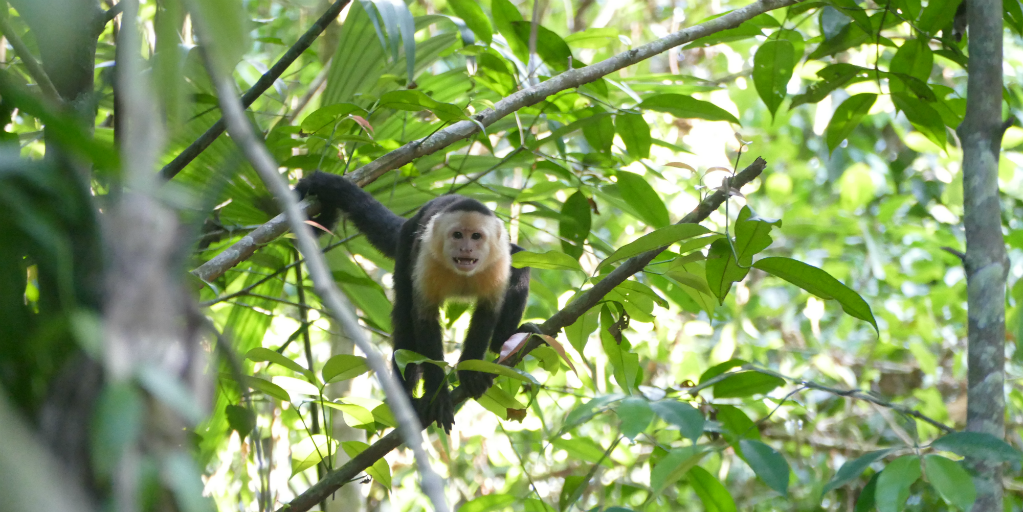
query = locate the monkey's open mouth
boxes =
[453,257,479,270]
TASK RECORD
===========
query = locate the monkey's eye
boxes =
[453,232,463,239]
[471,233,482,240]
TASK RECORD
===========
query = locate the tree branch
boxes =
[275,157,769,512]
[191,0,801,281]
[0,13,60,102]
[159,0,351,181]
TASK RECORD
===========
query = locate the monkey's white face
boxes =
[429,211,504,276]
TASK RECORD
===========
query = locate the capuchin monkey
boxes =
[296,171,536,433]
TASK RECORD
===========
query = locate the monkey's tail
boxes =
[296,171,404,259]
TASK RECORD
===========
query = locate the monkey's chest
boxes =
[414,256,507,306]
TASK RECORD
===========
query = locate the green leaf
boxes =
[824,93,876,154]
[562,394,626,432]
[688,466,737,512]
[875,455,921,512]
[600,224,710,270]
[639,94,740,124]
[511,250,585,273]
[650,446,707,496]
[239,376,291,402]
[342,441,391,488]
[889,38,933,86]
[559,191,592,259]
[856,472,881,512]
[245,347,316,382]
[490,0,528,61]
[456,359,539,385]
[225,404,256,440]
[392,349,449,378]
[753,257,878,332]
[808,21,870,60]
[564,308,599,356]
[559,475,588,511]
[616,171,670,228]
[448,0,493,45]
[300,103,366,134]
[892,92,947,149]
[322,401,376,429]
[459,494,516,512]
[699,359,748,383]
[550,436,614,467]
[291,434,336,475]
[930,432,1024,463]
[705,238,749,302]
[733,210,777,264]
[616,113,652,159]
[321,354,371,384]
[753,39,796,117]
[716,405,760,441]
[791,63,866,108]
[650,400,705,441]
[371,403,397,428]
[582,109,615,154]
[713,371,785,398]
[378,90,468,123]
[615,397,654,440]
[510,21,574,72]
[823,448,896,495]
[918,0,959,34]
[923,455,976,510]
[739,439,790,496]
[564,27,619,49]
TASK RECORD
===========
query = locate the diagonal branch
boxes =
[159,0,351,181]
[190,0,801,281]
[275,158,768,512]
[0,13,60,102]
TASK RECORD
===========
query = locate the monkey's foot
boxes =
[417,389,455,435]
[458,369,495,399]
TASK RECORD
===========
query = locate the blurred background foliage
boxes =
[0,0,1021,511]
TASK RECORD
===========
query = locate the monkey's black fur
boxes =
[296,171,534,433]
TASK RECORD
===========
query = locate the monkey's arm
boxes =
[489,244,534,353]
[295,171,405,258]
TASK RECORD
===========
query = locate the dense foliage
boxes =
[0,0,1021,511]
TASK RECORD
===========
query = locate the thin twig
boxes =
[159,0,352,181]
[0,14,60,102]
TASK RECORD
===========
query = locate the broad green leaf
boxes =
[791,63,866,108]
[599,223,710,269]
[716,405,760,441]
[875,455,921,512]
[582,108,615,154]
[930,432,1023,463]
[650,446,707,496]
[271,376,319,398]
[688,466,737,512]
[562,394,626,432]
[824,93,876,154]
[239,376,291,402]
[448,0,493,45]
[342,441,391,488]
[523,499,558,512]
[753,257,878,332]
[856,472,881,512]
[510,21,574,72]
[699,359,748,383]
[616,171,670,228]
[753,39,795,117]
[712,371,785,398]
[892,93,947,149]
[559,475,588,511]
[477,384,525,411]
[650,400,705,441]
[739,439,790,496]
[245,347,315,382]
[889,38,933,89]
[615,397,654,440]
[491,0,528,61]
[734,206,778,264]
[322,354,371,384]
[322,402,376,429]
[808,20,869,60]
[225,405,256,440]
[923,455,976,510]
[378,90,468,123]
[300,103,367,134]
[639,94,740,124]
[550,436,614,467]
[456,359,539,385]
[392,349,449,378]
[616,113,652,159]
[564,308,599,356]
[459,494,516,512]
[822,448,896,495]
[511,250,585,273]
[705,238,749,302]
[291,434,337,475]
[918,0,959,34]
[559,191,592,259]
[371,403,397,428]
[564,27,619,48]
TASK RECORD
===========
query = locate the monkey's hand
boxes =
[458,367,495,400]
[418,386,455,435]
[294,171,342,233]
